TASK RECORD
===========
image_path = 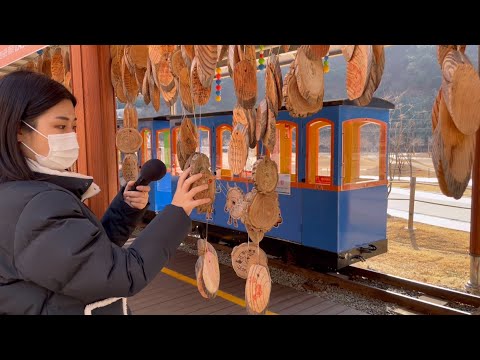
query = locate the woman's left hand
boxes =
[123,181,150,209]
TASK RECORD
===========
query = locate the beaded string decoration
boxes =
[323,54,330,73]
[258,45,266,70]
[215,67,222,102]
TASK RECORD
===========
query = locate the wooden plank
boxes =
[294,300,339,315]
[337,308,367,315]
[315,303,350,315]
[207,303,244,315]
[269,294,312,312]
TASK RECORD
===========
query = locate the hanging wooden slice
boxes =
[194,45,217,88]
[346,45,372,100]
[135,66,147,89]
[300,45,330,61]
[148,45,175,65]
[122,154,139,183]
[217,45,228,63]
[245,264,271,315]
[169,49,186,79]
[123,46,137,75]
[234,59,257,109]
[437,45,465,67]
[23,59,34,71]
[231,243,267,279]
[188,153,215,214]
[233,104,249,126]
[252,156,279,194]
[441,50,480,135]
[177,136,188,170]
[115,81,128,104]
[180,117,198,158]
[283,65,323,118]
[64,72,72,92]
[63,49,71,73]
[228,45,241,78]
[161,80,178,107]
[121,56,139,103]
[202,250,220,296]
[35,56,43,74]
[51,47,65,83]
[256,99,268,141]
[154,59,174,88]
[123,103,138,129]
[282,45,290,52]
[181,45,195,69]
[191,58,211,106]
[42,48,52,78]
[248,191,280,232]
[225,186,244,214]
[197,238,217,257]
[110,55,122,88]
[110,45,120,59]
[245,223,265,244]
[247,108,257,149]
[354,45,385,106]
[116,128,143,153]
[151,83,161,112]
[262,107,277,153]
[241,189,257,224]
[178,68,195,113]
[431,88,442,132]
[341,45,355,61]
[265,64,279,117]
[246,247,268,272]
[439,94,475,187]
[129,45,148,68]
[195,256,211,299]
[270,54,284,108]
[228,123,249,175]
[294,47,324,106]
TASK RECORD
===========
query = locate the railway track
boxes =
[183,235,480,315]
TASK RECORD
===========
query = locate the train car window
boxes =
[156,129,171,171]
[342,119,387,185]
[307,119,333,185]
[270,121,298,182]
[216,125,233,177]
[140,128,152,165]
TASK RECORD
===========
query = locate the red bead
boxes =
[216,74,221,80]
[216,85,221,91]
[259,53,264,58]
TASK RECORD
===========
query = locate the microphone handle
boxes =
[131,177,148,191]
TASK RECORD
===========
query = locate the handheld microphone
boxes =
[131,159,167,191]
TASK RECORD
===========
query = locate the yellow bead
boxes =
[216,68,221,74]
[216,95,221,102]
[323,64,330,73]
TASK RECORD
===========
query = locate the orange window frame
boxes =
[267,121,298,183]
[341,118,387,190]
[171,126,180,175]
[306,118,334,186]
[156,129,171,172]
[216,124,233,177]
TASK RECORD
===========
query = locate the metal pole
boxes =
[466,45,480,294]
[408,176,416,231]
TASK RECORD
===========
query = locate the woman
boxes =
[0,70,210,315]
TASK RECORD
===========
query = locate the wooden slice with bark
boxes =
[346,45,372,100]
[231,243,267,279]
[234,59,257,109]
[228,123,249,175]
[248,191,280,232]
[441,50,480,135]
[252,156,279,194]
[294,47,324,106]
[116,128,143,153]
[122,154,139,183]
[245,264,271,315]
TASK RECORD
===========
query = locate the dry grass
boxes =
[353,216,470,291]
[392,182,472,197]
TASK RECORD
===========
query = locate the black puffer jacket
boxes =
[0,174,191,315]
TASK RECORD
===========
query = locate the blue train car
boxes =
[137,98,393,269]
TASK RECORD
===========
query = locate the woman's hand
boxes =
[171,167,211,216]
[123,181,150,209]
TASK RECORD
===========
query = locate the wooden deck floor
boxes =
[128,249,367,315]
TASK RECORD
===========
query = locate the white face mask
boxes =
[21,121,80,171]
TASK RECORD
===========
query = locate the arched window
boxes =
[198,126,211,162]
[156,129,171,171]
[270,121,298,182]
[140,128,152,165]
[171,127,181,175]
[342,119,387,186]
[172,126,212,175]
[306,119,334,185]
[216,124,232,177]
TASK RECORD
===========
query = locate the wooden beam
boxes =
[70,45,118,217]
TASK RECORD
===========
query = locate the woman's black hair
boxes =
[0,70,77,183]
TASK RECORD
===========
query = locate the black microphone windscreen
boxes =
[139,159,167,182]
